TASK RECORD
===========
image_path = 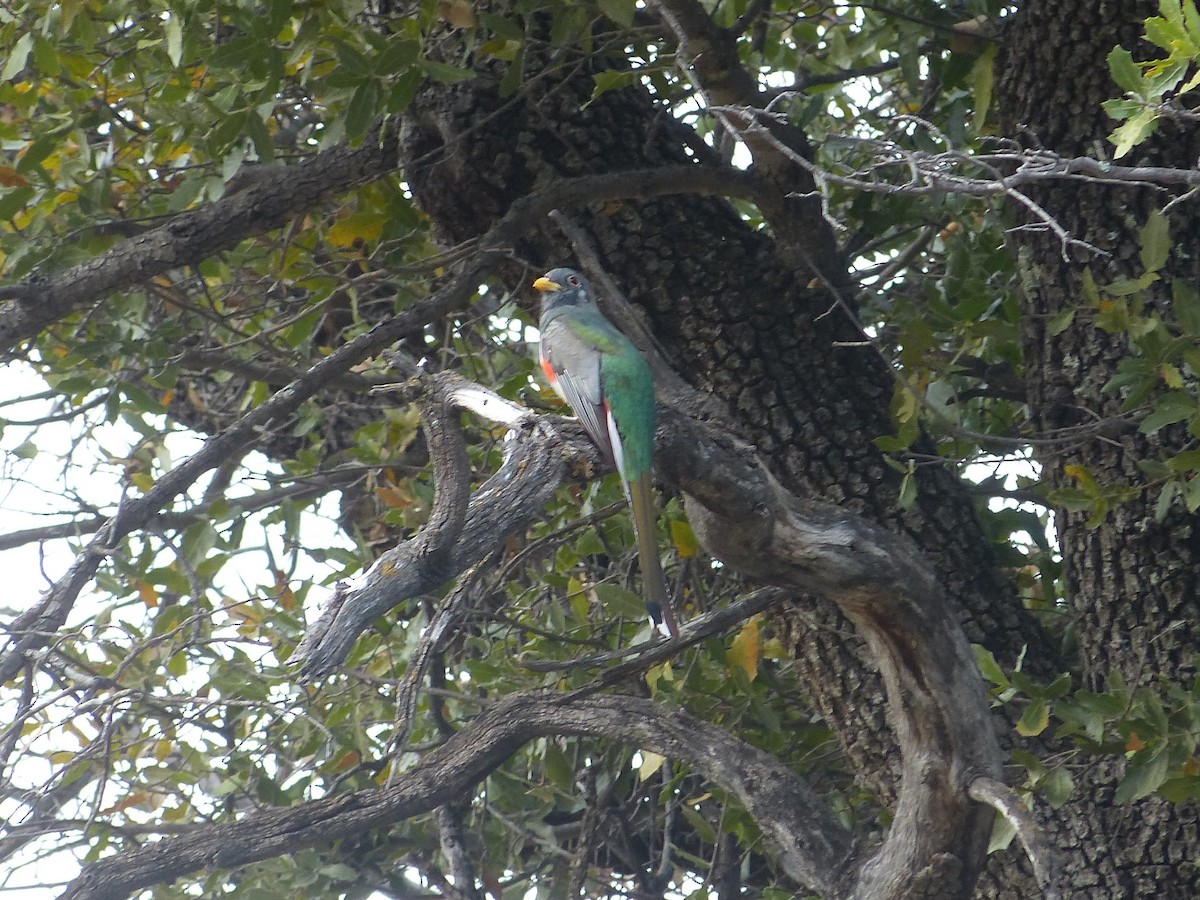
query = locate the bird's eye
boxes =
[568,274,581,286]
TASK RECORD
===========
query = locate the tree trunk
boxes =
[398,11,1054,896]
[998,0,1200,895]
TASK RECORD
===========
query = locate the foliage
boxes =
[0,0,1197,896]
[1104,0,1200,157]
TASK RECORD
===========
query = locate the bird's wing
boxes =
[540,318,615,465]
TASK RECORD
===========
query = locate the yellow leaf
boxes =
[186,384,207,413]
[1161,364,1184,389]
[277,584,296,611]
[1064,464,1097,492]
[271,571,296,611]
[645,660,673,695]
[670,520,699,558]
[137,581,159,607]
[762,637,787,660]
[326,212,382,249]
[638,751,665,781]
[333,749,362,771]
[728,616,761,682]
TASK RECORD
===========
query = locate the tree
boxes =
[2,0,1198,897]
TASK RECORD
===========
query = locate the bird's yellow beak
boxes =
[533,277,560,293]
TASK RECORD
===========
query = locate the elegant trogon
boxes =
[533,268,680,638]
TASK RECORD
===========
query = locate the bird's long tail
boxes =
[628,475,680,638]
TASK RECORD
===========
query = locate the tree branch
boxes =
[0,136,396,357]
[968,777,1062,900]
[1,163,763,687]
[296,364,1011,897]
[59,693,852,900]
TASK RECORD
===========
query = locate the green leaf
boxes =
[1155,481,1178,522]
[597,0,636,28]
[344,78,381,144]
[32,35,61,77]
[1081,267,1102,306]
[1048,487,1096,512]
[1185,0,1200,43]
[1101,97,1142,122]
[987,808,1017,853]
[421,60,476,83]
[1172,281,1200,334]
[1017,697,1050,737]
[1157,775,1200,802]
[165,14,184,67]
[543,741,574,790]
[1139,209,1171,273]
[1116,748,1170,803]
[1107,46,1145,94]
[1037,766,1075,809]
[1140,391,1197,434]
[1110,107,1159,158]
[897,468,917,509]
[2,33,33,82]
[1167,448,1200,472]
[1185,475,1200,512]
[679,802,718,844]
[972,645,1010,690]
[1146,15,1189,55]
[1047,308,1075,336]
[971,45,996,131]
[589,69,638,105]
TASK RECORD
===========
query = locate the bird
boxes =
[533,267,680,639]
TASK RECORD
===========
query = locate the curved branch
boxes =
[294,375,569,679]
[657,411,1004,897]
[297,370,1013,897]
[969,777,1062,899]
[59,693,851,900]
[1,163,763,687]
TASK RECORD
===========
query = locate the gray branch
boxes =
[59,692,849,900]
[293,369,1048,898]
[0,164,762,686]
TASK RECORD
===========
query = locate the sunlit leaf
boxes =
[729,616,761,682]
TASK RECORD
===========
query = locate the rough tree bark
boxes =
[394,6,1057,897]
[998,0,1200,895]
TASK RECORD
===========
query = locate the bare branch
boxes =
[0,470,358,552]
[716,108,1200,256]
[968,777,1062,900]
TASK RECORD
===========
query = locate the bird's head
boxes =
[533,267,594,314]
